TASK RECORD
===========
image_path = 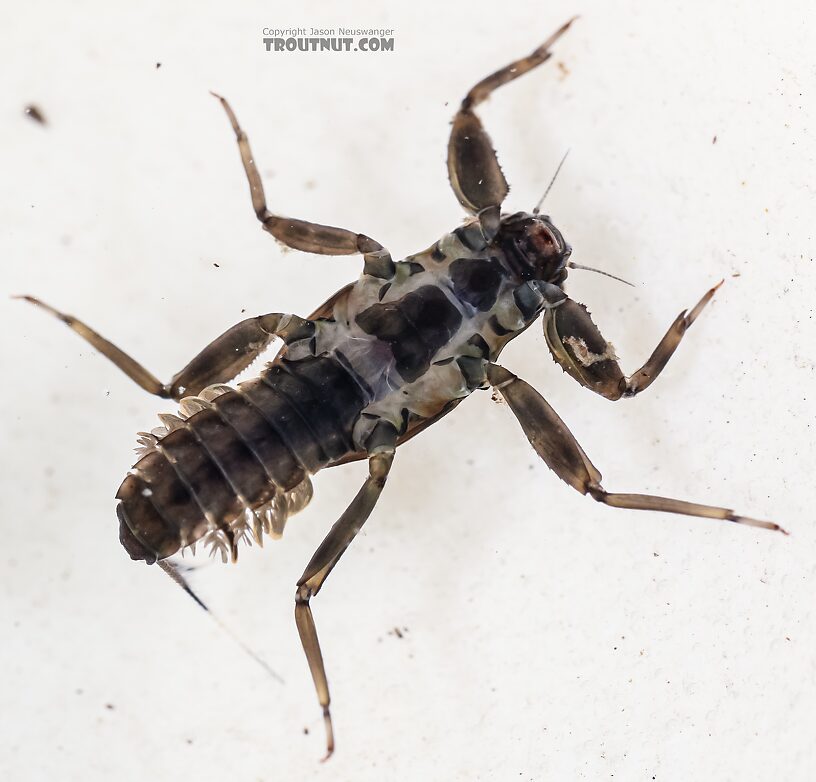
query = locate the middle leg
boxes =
[211,93,394,279]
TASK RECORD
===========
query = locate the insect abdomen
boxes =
[116,355,367,563]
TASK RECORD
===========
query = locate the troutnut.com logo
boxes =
[262,27,395,52]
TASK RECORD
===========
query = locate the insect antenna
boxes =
[567,262,636,287]
[158,559,285,684]
[533,149,571,215]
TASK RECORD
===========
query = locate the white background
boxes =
[2,1,814,780]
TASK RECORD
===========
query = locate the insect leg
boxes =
[543,281,722,400]
[15,295,313,400]
[486,363,787,534]
[211,93,394,279]
[294,422,397,760]
[447,18,576,241]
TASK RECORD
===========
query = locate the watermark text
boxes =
[262,27,395,52]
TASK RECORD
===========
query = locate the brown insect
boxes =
[16,18,786,758]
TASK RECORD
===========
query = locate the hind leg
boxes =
[16,295,314,400]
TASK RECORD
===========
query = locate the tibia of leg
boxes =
[462,17,577,110]
[211,92,392,267]
[624,280,723,397]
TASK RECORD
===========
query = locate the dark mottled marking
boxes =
[488,314,513,336]
[453,223,487,252]
[432,356,456,366]
[378,282,391,301]
[449,257,504,311]
[282,356,366,441]
[513,282,544,320]
[357,286,463,383]
[281,318,316,345]
[363,254,395,279]
[405,261,425,276]
[456,356,486,390]
[467,333,490,358]
[431,242,446,262]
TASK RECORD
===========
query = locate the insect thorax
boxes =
[284,212,570,448]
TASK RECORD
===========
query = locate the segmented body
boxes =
[22,21,783,760]
[116,214,568,563]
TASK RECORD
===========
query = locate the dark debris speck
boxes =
[24,104,47,125]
